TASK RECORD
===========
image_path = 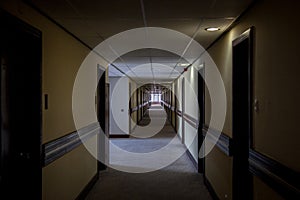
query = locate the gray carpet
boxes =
[86,105,212,200]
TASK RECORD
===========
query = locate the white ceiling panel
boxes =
[121,56,151,68]
[30,0,254,84]
[109,67,124,77]
[114,66,130,74]
[153,62,177,68]
[122,49,151,57]
[153,73,171,77]
[170,67,184,74]
[152,63,173,69]
[149,49,180,57]
[169,73,180,79]
[153,69,173,75]
[112,63,128,70]
[130,64,153,78]
[151,56,180,63]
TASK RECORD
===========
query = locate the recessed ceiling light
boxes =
[179,63,189,67]
[205,27,220,32]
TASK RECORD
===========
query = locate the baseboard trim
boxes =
[176,109,182,117]
[75,172,99,200]
[186,149,198,171]
[204,176,220,200]
[249,149,300,199]
[109,134,130,138]
[202,126,233,156]
[43,122,99,166]
[183,113,199,129]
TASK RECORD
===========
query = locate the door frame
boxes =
[181,77,185,144]
[232,27,254,200]
[128,82,132,134]
[174,88,177,133]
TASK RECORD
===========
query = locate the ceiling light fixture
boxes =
[179,63,189,67]
[205,27,220,32]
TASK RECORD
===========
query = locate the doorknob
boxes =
[253,99,259,112]
[19,152,31,159]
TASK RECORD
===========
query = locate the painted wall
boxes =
[0,1,102,199]
[205,141,233,199]
[173,65,199,162]
[183,66,199,161]
[171,84,176,129]
[42,141,97,200]
[175,76,183,139]
[203,0,300,199]
[109,77,129,135]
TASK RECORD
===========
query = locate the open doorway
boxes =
[0,10,42,199]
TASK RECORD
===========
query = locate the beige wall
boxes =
[204,0,300,199]
[207,0,300,171]
[173,64,199,161]
[171,84,176,128]
[0,1,99,199]
[253,176,284,200]
[42,141,97,200]
[184,65,199,161]
[175,76,183,139]
[205,141,233,200]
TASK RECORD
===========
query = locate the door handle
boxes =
[19,152,31,160]
[253,99,259,112]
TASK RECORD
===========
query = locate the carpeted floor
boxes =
[85,105,212,200]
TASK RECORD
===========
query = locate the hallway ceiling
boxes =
[29,0,253,85]
[109,48,186,85]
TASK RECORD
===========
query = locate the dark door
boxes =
[97,66,107,170]
[232,28,253,200]
[198,67,205,173]
[105,83,110,139]
[104,83,110,164]
[181,78,185,143]
[129,83,132,133]
[174,90,177,133]
[0,11,42,199]
[136,88,139,124]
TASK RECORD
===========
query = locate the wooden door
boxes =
[0,10,42,199]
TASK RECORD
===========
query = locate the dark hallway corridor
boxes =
[1,1,299,199]
[86,105,212,200]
